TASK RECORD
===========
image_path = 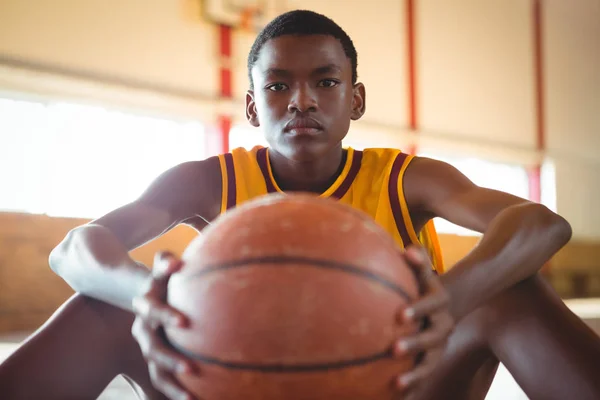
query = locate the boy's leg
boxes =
[0,294,163,400]
[411,274,600,400]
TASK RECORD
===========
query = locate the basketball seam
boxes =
[180,255,414,301]
[167,341,397,372]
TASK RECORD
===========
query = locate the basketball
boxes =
[165,193,420,400]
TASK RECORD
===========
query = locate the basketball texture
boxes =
[166,193,419,400]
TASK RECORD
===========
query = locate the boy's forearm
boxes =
[441,203,571,320]
[49,224,150,311]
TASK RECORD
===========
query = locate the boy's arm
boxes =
[404,157,571,320]
[49,157,222,310]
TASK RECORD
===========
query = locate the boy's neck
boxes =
[268,147,347,193]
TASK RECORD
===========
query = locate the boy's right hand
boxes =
[131,252,198,400]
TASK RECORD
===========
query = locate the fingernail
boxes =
[409,247,425,262]
[397,374,413,388]
[170,315,182,326]
[178,363,190,373]
[415,253,425,263]
[404,308,415,320]
[395,340,409,354]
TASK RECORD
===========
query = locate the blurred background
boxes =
[0,0,598,398]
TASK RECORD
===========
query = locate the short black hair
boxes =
[247,10,358,89]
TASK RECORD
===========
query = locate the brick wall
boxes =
[0,212,196,332]
[0,212,598,333]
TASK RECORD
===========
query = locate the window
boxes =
[229,124,268,150]
[418,150,530,236]
[0,96,206,219]
[541,160,557,212]
[0,98,49,214]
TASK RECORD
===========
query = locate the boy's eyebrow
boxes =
[312,64,342,75]
[263,68,292,77]
[262,64,343,78]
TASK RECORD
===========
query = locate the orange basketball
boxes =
[166,193,419,400]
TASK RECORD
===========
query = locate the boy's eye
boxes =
[267,83,288,91]
[318,79,339,88]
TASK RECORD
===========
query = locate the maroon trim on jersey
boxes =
[256,148,278,193]
[224,153,236,210]
[388,153,414,247]
[331,150,363,199]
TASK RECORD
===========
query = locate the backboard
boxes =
[200,0,282,31]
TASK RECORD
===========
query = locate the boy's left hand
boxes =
[393,246,455,395]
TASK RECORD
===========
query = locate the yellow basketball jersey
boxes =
[217,146,445,274]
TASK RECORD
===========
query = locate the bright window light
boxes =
[229,124,268,150]
[541,160,557,212]
[419,151,531,236]
[0,96,206,219]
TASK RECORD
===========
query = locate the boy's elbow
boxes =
[49,236,68,276]
[531,203,572,247]
[553,214,572,246]
[48,228,83,281]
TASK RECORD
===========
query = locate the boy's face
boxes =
[247,35,365,161]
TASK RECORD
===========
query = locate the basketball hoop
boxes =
[239,7,261,32]
[200,0,267,32]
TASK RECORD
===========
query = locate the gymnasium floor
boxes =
[2,298,599,400]
[0,334,528,400]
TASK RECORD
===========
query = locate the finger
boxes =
[133,321,197,374]
[394,317,452,356]
[404,245,434,276]
[395,354,439,391]
[401,291,450,322]
[131,317,148,349]
[404,245,431,268]
[132,319,197,374]
[148,362,198,400]
[132,296,188,327]
[149,334,196,374]
[403,246,439,297]
[153,251,184,279]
